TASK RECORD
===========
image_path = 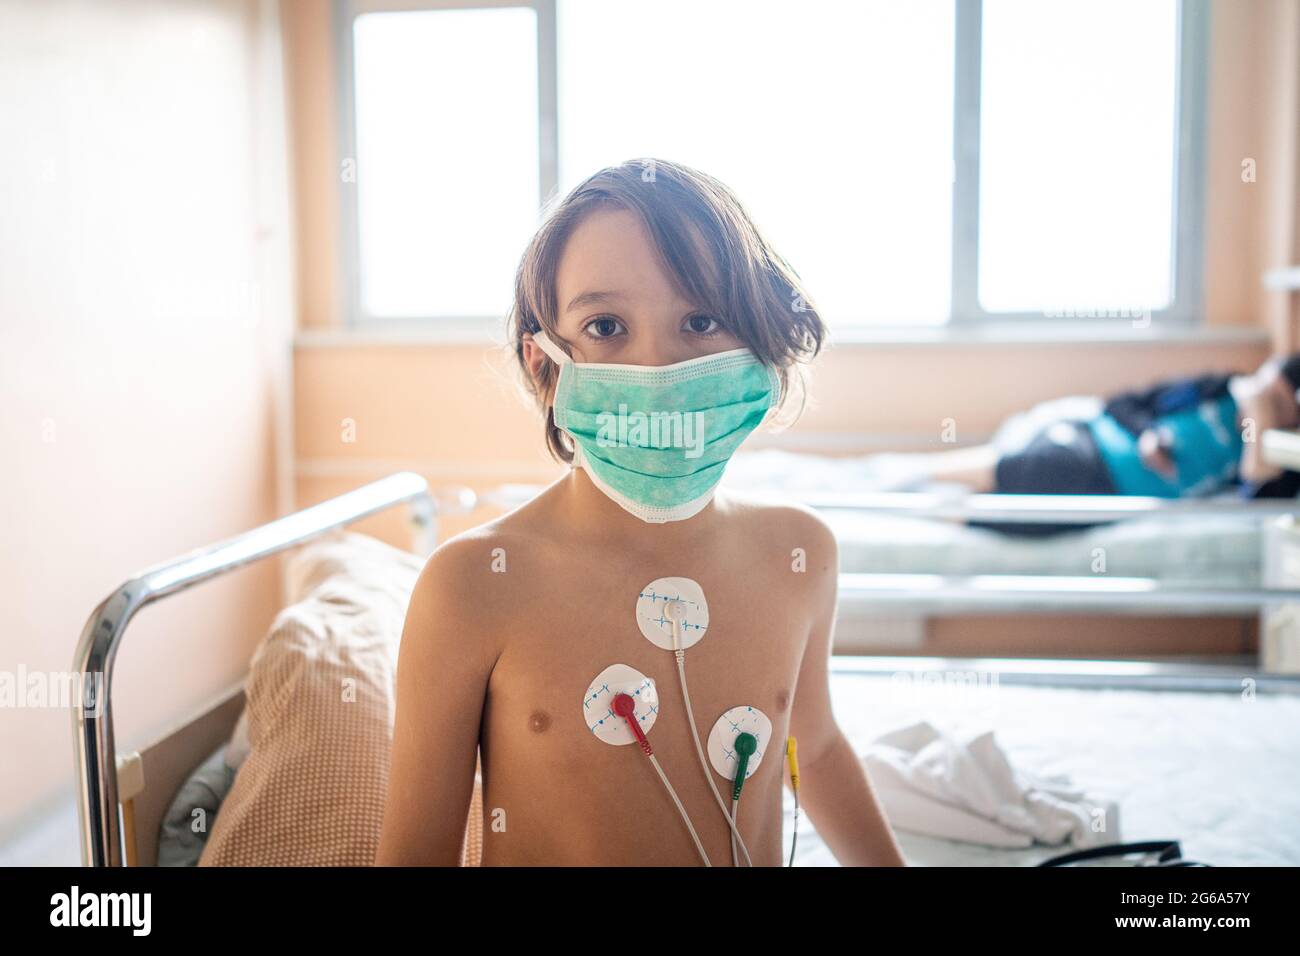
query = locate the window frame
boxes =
[333,0,1209,332]
[950,0,1209,327]
[333,0,559,333]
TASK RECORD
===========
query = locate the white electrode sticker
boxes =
[707,706,773,780]
[636,577,709,650]
[582,663,659,745]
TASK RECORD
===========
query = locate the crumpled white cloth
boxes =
[862,722,1121,849]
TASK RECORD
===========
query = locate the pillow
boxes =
[216,529,395,775]
[199,530,482,866]
[224,706,251,771]
[218,528,399,776]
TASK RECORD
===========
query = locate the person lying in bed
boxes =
[376,159,905,867]
[889,354,1300,500]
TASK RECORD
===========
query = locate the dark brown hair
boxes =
[507,157,826,463]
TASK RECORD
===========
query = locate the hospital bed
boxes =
[489,465,1300,618]
[72,472,1300,867]
[803,660,1300,867]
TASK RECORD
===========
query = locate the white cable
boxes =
[676,651,754,867]
[789,790,800,867]
[648,753,711,867]
[730,799,740,868]
[662,599,753,867]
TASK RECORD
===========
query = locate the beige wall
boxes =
[0,0,294,833]
[1204,0,1300,342]
[284,0,341,330]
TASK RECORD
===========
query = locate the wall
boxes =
[1204,0,1300,344]
[0,0,294,839]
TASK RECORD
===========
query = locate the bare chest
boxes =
[477,553,808,863]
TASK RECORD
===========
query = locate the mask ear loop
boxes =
[531,328,579,467]
[529,327,571,366]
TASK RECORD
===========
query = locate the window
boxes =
[975,0,1189,319]
[557,0,955,326]
[348,5,539,319]
[335,0,1207,330]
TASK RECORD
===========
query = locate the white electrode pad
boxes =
[636,577,709,650]
[582,663,659,745]
[707,706,773,780]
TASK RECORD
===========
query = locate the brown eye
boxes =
[584,316,624,339]
[686,313,721,336]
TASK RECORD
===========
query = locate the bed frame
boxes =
[72,472,441,867]
[810,494,1300,632]
[485,484,1300,614]
[116,684,246,867]
[75,477,1300,866]
[486,482,1300,527]
[108,655,1300,868]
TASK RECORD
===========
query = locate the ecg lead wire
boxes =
[786,736,800,867]
[648,754,711,867]
[730,800,741,868]
[729,733,757,868]
[665,601,754,867]
[612,692,711,867]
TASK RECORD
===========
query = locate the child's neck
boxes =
[556,465,724,550]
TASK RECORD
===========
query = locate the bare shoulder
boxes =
[716,488,838,583]
[720,488,836,549]
[414,507,551,609]
[404,505,557,668]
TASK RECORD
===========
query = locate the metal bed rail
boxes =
[829,655,1300,695]
[488,483,1300,524]
[838,573,1300,616]
[72,472,445,867]
[487,484,1300,612]
[801,492,1300,613]
[795,490,1300,524]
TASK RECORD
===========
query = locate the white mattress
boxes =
[726,450,1262,586]
[789,668,1300,866]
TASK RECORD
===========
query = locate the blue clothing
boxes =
[1088,393,1242,497]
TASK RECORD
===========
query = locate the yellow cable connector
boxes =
[785,736,799,791]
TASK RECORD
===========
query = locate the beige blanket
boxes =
[200,531,482,866]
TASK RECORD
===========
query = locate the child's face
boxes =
[524,206,743,384]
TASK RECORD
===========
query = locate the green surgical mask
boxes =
[533,328,781,523]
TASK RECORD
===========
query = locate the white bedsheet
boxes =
[725,449,1262,585]
[789,669,1300,866]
